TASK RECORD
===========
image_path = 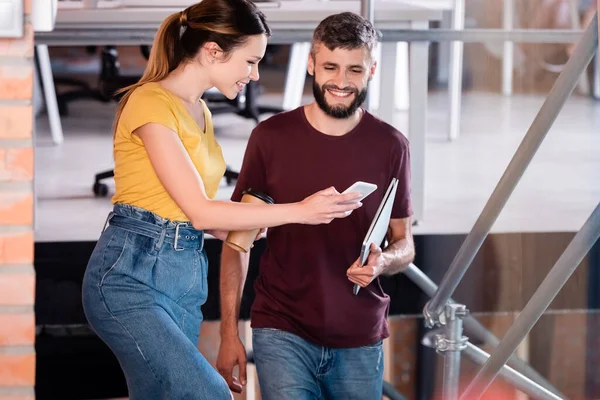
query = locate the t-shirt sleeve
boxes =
[231,126,269,202]
[391,135,413,219]
[119,88,179,142]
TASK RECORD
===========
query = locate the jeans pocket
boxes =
[99,229,162,316]
[152,246,201,305]
[361,340,383,350]
[251,328,288,344]
[98,227,129,286]
[194,249,209,306]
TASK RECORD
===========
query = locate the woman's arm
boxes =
[135,123,362,231]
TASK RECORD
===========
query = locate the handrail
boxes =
[423,10,600,329]
[462,343,562,400]
[404,264,565,398]
[462,200,600,399]
[419,11,599,399]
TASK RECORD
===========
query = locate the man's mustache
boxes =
[322,85,358,93]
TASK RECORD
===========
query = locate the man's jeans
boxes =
[252,328,384,400]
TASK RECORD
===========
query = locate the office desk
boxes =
[52,0,442,29]
[36,0,450,222]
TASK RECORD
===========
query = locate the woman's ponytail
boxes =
[112,11,184,133]
[111,0,271,134]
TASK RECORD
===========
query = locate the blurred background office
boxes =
[0,0,599,399]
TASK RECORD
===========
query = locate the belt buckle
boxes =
[173,222,187,251]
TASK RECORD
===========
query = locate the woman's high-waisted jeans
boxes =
[82,203,232,400]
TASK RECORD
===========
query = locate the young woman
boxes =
[81,0,362,398]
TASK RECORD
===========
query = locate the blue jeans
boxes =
[82,203,232,400]
[252,328,384,400]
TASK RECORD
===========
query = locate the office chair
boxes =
[86,45,283,197]
[55,46,143,117]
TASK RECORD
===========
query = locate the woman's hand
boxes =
[298,187,363,225]
[206,228,266,246]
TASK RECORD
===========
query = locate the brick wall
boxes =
[0,0,36,399]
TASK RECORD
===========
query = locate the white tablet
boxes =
[354,178,398,295]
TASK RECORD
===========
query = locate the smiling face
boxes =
[308,43,376,119]
[206,34,268,99]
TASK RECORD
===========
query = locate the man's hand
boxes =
[346,242,384,288]
[250,228,267,249]
[217,336,248,393]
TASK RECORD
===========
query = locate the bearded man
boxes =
[217,12,416,400]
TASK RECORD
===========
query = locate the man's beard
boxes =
[312,79,368,119]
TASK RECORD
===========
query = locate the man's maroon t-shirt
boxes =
[231,106,412,348]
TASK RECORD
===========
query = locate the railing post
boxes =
[404,264,564,398]
[439,304,469,400]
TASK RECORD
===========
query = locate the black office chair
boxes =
[65,45,284,197]
[55,46,143,117]
[52,45,146,197]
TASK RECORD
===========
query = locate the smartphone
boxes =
[341,181,378,203]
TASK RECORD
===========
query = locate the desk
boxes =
[53,0,443,28]
[36,0,453,223]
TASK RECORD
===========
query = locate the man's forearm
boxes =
[219,245,250,338]
[380,237,415,276]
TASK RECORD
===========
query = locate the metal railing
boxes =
[407,264,565,400]
[413,11,600,400]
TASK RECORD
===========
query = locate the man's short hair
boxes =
[311,12,378,56]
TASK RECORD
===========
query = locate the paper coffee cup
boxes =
[225,189,274,253]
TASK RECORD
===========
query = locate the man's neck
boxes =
[304,103,364,137]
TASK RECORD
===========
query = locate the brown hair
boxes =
[113,0,270,132]
[311,12,378,56]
